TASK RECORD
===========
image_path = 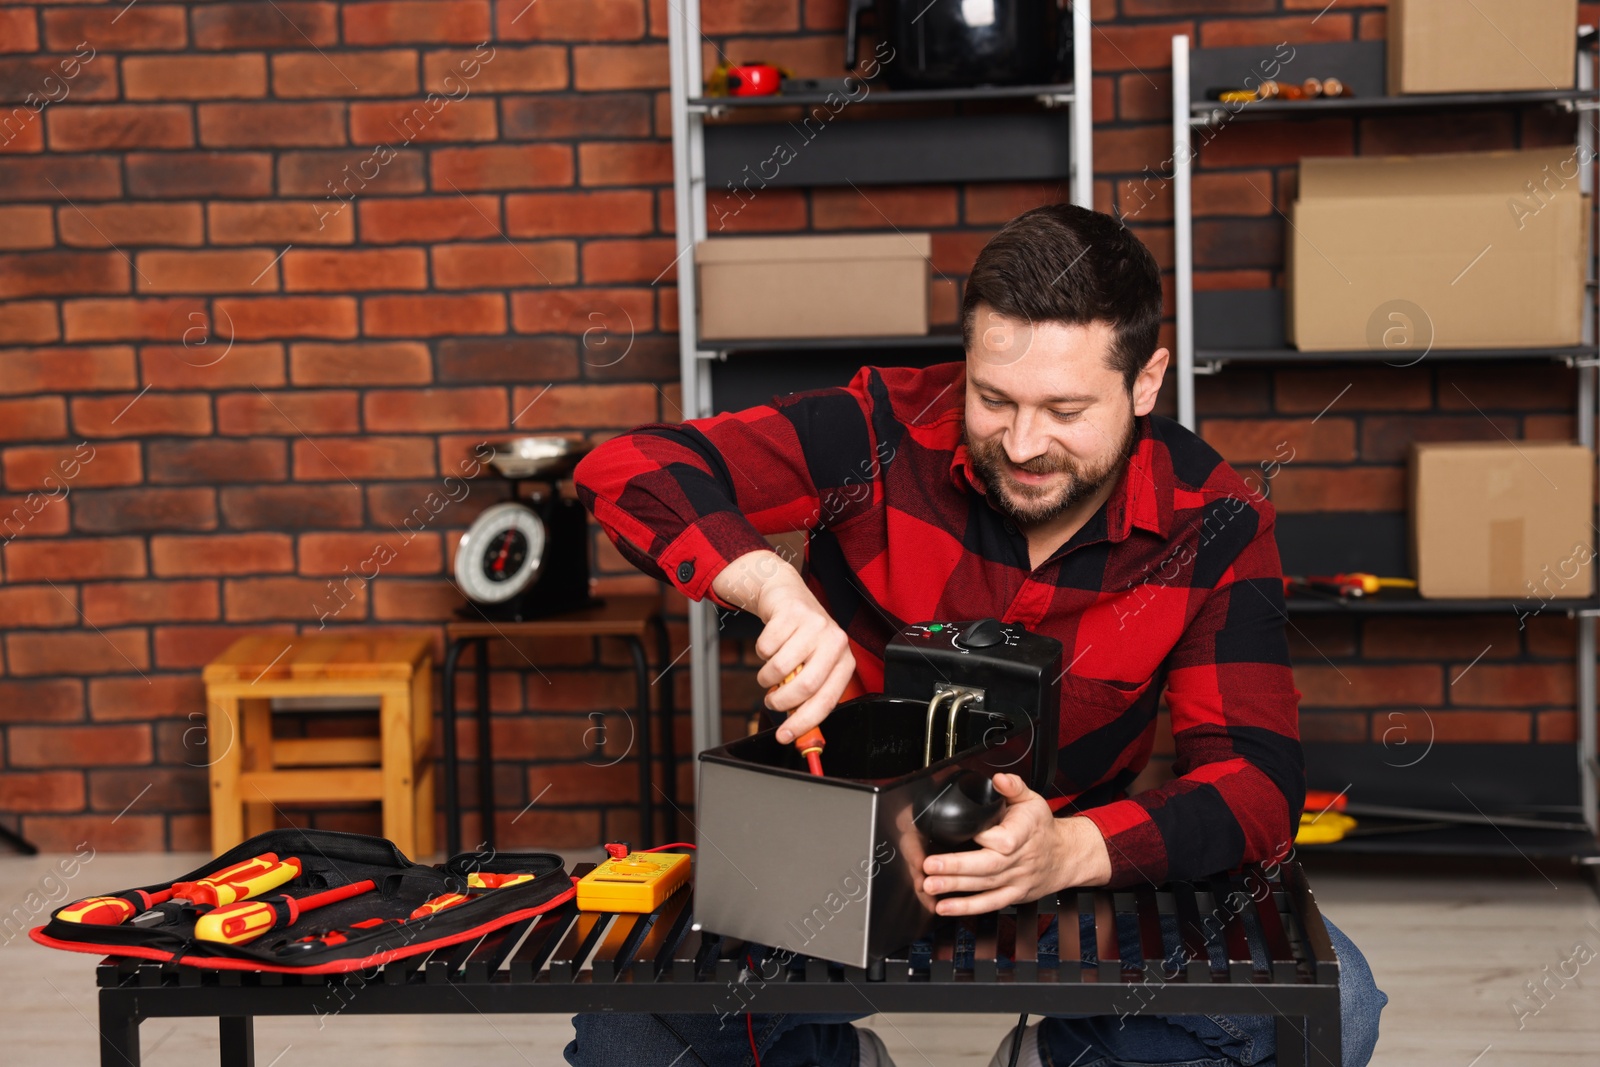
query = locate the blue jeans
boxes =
[563,914,1386,1067]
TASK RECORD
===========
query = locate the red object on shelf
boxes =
[727,64,782,96]
[1305,789,1349,813]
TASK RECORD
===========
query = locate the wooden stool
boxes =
[202,632,435,858]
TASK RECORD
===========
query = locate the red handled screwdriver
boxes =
[276,916,401,954]
[768,668,866,776]
[276,875,535,954]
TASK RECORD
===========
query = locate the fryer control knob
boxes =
[963,617,1005,647]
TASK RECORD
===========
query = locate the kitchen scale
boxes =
[452,437,601,621]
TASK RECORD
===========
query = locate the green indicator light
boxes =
[929,624,944,632]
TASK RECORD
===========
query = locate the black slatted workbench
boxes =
[95,861,1341,1067]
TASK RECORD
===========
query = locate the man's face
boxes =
[963,308,1165,527]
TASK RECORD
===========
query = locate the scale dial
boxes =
[454,502,547,604]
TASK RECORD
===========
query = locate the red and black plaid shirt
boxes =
[575,361,1305,887]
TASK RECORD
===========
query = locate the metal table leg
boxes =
[1275,1013,1305,1067]
[441,637,468,858]
[0,819,38,854]
[625,636,654,847]
[1306,995,1343,1067]
[219,1016,254,1066]
[473,638,493,850]
[651,613,678,841]
[98,992,141,1066]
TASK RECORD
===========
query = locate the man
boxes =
[569,204,1386,1067]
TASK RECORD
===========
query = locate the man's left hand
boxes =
[921,773,1113,915]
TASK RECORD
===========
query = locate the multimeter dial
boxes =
[454,502,547,604]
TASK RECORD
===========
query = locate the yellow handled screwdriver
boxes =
[466,872,534,890]
[409,892,470,918]
[195,879,376,945]
[169,854,302,907]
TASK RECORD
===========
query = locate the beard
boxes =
[964,411,1137,527]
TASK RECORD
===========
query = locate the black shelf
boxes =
[1194,289,1594,365]
[1187,39,1594,124]
[697,75,1078,186]
[691,82,1075,109]
[1295,821,1598,859]
[1286,590,1600,615]
[705,329,965,354]
[705,110,1074,187]
[1199,345,1592,364]
[1193,87,1593,121]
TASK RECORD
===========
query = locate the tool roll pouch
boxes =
[30,828,575,974]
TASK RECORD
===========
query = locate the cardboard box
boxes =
[1409,441,1595,599]
[696,233,930,341]
[1389,0,1576,93]
[1286,147,1589,352]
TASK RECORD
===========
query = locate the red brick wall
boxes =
[0,1,1593,852]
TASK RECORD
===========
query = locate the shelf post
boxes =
[666,2,708,422]
[667,0,724,768]
[1579,36,1599,835]
[1071,0,1094,208]
[1172,35,1196,431]
[667,6,1097,771]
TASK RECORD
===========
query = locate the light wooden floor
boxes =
[3,851,1597,1066]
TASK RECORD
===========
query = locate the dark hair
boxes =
[960,204,1163,390]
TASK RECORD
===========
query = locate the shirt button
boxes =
[676,561,695,582]
[1003,520,1017,535]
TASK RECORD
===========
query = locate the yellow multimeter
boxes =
[576,847,691,913]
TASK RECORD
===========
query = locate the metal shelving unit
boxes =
[668,2,1095,763]
[1285,593,1600,615]
[1170,32,1600,849]
[687,81,1082,109]
[1190,289,1597,367]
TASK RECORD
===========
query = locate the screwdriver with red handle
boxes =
[275,875,534,954]
[276,892,469,955]
[276,916,401,954]
[768,667,866,776]
[195,879,376,945]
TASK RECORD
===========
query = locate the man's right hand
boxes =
[711,549,857,744]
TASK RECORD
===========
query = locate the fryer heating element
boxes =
[923,684,987,766]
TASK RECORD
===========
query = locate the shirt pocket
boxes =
[1057,671,1157,747]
